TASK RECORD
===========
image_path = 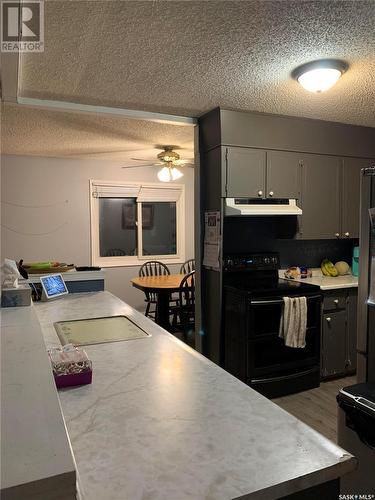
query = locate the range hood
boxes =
[225,198,302,216]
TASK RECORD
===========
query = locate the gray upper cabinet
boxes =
[225,147,301,200]
[225,147,266,197]
[300,154,341,239]
[342,158,372,239]
[266,151,301,200]
[224,146,371,240]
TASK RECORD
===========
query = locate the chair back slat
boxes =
[178,271,195,334]
[139,260,170,278]
[180,259,195,275]
[105,248,126,256]
[139,261,170,303]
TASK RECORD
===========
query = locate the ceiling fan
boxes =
[122,145,194,182]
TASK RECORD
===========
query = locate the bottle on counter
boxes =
[352,246,359,277]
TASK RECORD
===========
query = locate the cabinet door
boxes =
[346,289,358,373]
[323,290,347,311]
[342,158,374,239]
[321,311,347,378]
[267,151,302,200]
[225,147,266,198]
[300,154,341,239]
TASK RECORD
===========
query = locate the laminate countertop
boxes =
[24,269,105,283]
[32,291,356,500]
[279,270,358,290]
[1,306,76,500]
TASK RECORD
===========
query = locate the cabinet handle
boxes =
[258,190,263,197]
[269,191,274,197]
[344,232,350,237]
[325,317,331,322]
[333,299,339,305]
[335,233,340,238]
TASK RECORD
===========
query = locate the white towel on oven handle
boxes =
[279,296,307,348]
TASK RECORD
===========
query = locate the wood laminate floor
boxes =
[272,375,357,443]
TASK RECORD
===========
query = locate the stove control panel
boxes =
[223,253,279,272]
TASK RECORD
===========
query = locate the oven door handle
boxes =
[250,295,321,306]
[251,367,319,385]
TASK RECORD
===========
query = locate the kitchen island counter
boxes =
[1,306,76,499]
[34,291,356,500]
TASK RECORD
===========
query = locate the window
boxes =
[90,181,185,266]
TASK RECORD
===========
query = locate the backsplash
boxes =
[223,217,357,268]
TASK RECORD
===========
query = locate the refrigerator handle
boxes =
[357,167,375,382]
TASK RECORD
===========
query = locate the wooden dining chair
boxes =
[179,259,195,274]
[139,261,170,319]
[105,248,126,256]
[176,270,195,339]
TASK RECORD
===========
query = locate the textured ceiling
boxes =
[1,103,194,162]
[16,0,375,127]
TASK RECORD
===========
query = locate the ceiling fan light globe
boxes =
[157,166,183,182]
[157,166,172,182]
[171,167,183,180]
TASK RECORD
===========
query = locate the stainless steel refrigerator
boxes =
[357,166,375,383]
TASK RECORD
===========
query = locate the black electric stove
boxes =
[223,252,320,295]
[223,252,322,398]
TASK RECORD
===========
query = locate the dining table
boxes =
[131,274,187,330]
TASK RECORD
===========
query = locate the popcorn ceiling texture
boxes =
[1,103,194,161]
[17,0,375,127]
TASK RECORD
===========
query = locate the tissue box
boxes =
[1,285,31,307]
[48,344,92,388]
[54,370,92,388]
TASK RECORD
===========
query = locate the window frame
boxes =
[90,180,185,267]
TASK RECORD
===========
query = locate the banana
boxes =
[321,259,330,276]
[321,259,338,277]
[26,262,52,269]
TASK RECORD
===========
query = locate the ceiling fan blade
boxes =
[174,159,194,165]
[65,149,140,157]
[131,157,165,164]
[121,164,155,168]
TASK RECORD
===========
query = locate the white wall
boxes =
[1,155,194,310]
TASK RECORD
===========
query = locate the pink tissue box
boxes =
[54,370,92,388]
[48,344,92,389]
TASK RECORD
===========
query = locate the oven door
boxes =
[247,294,321,378]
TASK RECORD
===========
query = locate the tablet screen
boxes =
[40,274,68,299]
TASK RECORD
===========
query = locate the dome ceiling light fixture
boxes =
[292,59,348,93]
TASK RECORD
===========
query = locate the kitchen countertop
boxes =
[33,291,356,500]
[24,269,105,283]
[1,306,76,499]
[279,269,358,290]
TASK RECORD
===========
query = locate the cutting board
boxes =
[24,265,75,274]
[54,316,150,346]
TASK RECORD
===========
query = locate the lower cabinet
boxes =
[320,289,358,379]
[346,290,358,373]
[322,311,347,378]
